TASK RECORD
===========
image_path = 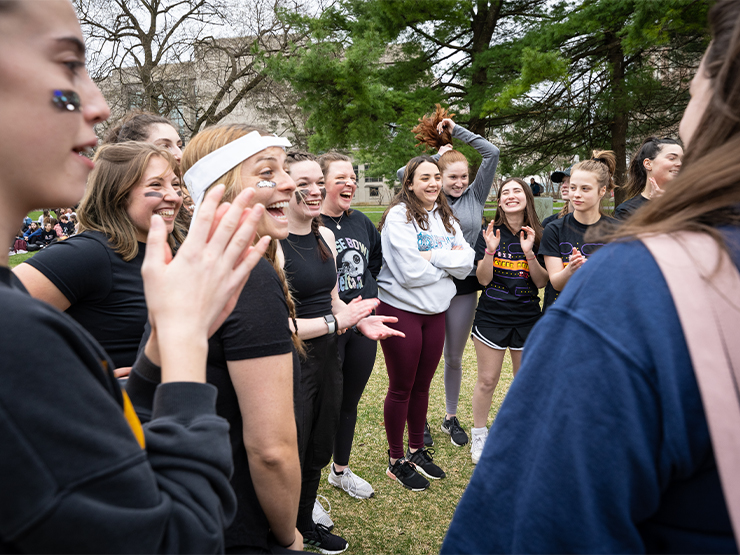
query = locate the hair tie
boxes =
[592,157,607,165]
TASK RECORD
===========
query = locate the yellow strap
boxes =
[122,390,146,449]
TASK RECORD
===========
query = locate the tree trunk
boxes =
[606,31,628,210]
[467,0,503,137]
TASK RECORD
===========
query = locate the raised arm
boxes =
[449,123,500,205]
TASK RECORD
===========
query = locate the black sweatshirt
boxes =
[0,266,236,553]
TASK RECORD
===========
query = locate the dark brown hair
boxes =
[286,150,331,262]
[493,178,543,250]
[412,104,455,150]
[379,155,458,233]
[603,0,740,247]
[623,137,682,199]
[104,110,176,145]
[78,142,184,261]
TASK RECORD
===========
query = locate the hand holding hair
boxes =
[437,118,456,135]
[437,144,454,156]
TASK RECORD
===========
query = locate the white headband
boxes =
[183,130,292,221]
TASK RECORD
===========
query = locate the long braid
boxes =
[265,239,305,356]
[311,216,331,261]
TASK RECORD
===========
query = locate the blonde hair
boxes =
[182,124,304,353]
[571,149,616,215]
[78,142,183,261]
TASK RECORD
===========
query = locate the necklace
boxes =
[325,212,344,230]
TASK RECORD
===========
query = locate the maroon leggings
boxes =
[377,302,446,459]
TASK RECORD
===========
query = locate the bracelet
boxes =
[484,249,495,256]
[525,255,536,261]
[323,314,337,335]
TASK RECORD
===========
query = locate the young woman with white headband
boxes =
[282,151,402,553]
[179,125,305,553]
[0,0,270,550]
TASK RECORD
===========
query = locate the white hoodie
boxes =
[377,203,475,315]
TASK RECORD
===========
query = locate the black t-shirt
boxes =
[281,232,336,318]
[25,230,147,368]
[539,213,616,309]
[614,194,649,220]
[41,229,57,244]
[322,210,381,302]
[60,221,75,236]
[473,226,541,328]
[206,256,299,550]
[542,211,564,229]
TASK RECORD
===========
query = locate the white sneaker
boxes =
[312,495,334,531]
[471,429,488,465]
[328,464,375,499]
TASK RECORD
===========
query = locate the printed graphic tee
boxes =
[539,212,616,310]
[473,226,541,328]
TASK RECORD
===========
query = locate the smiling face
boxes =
[645,144,683,187]
[238,147,296,240]
[409,161,442,210]
[441,161,469,197]
[146,123,183,164]
[126,155,183,242]
[569,170,605,214]
[0,0,110,212]
[323,161,357,215]
[288,160,325,221]
[498,180,528,215]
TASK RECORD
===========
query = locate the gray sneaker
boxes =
[312,495,334,531]
[328,464,375,499]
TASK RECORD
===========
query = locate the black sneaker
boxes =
[303,522,348,554]
[386,452,430,491]
[424,419,434,446]
[441,415,469,446]
[406,447,446,480]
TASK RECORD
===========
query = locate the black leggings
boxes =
[332,331,377,467]
[297,333,342,533]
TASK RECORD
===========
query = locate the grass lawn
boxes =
[312,338,514,554]
[8,252,35,268]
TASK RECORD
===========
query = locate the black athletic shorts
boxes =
[470,324,536,351]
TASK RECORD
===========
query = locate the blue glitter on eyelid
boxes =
[51,89,81,112]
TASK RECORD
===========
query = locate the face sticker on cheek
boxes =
[295,189,309,203]
[258,180,276,188]
[51,90,81,112]
[143,191,164,199]
[320,187,327,199]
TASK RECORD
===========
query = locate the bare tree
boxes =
[75,0,313,140]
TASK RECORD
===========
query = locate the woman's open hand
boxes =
[142,185,270,382]
[356,315,406,341]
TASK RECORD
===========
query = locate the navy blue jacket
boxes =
[442,231,739,553]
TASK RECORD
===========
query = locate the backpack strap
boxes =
[642,232,740,541]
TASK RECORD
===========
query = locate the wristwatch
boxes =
[324,314,337,334]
